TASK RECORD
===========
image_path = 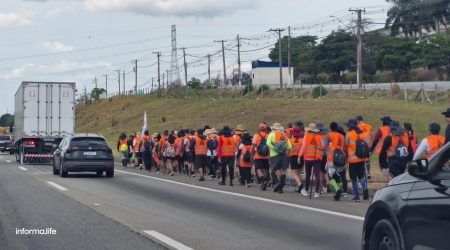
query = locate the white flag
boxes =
[142,111,147,135]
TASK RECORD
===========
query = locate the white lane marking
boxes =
[93,203,101,206]
[18,167,28,171]
[46,181,68,191]
[143,230,193,250]
[116,170,364,221]
[0,156,4,158]
[6,160,11,163]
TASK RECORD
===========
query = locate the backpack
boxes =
[120,143,128,153]
[179,138,186,156]
[243,146,252,163]
[257,133,270,156]
[273,133,287,154]
[355,134,370,159]
[394,137,409,161]
[207,138,218,151]
[165,143,176,158]
[333,137,346,167]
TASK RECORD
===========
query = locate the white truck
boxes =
[14,82,76,164]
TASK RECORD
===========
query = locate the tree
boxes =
[187,78,202,89]
[412,33,450,79]
[0,113,14,127]
[314,30,357,82]
[374,36,420,81]
[90,87,106,101]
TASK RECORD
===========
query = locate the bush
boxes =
[312,85,328,98]
[256,85,269,94]
[242,83,254,96]
[317,72,331,83]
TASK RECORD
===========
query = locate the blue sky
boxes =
[0,0,390,113]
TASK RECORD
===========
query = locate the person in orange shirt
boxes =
[325,122,346,201]
[117,132,129,167]
[413,123,446,161]
[194,129,208,181]
[286,123,293,139]
[217,126,238,186]
[380,122,413,178]
[251,123,271,190]
[345,119,369,202]
[370,116,392,179]
[133,132,143,168]
[356,116,373,179]
[289,126,304,193]
[234,125,246,185]
[238,133,253,187]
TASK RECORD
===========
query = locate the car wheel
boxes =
[96,171,103,177]
[53,160,60,175]
[369,219,401,250]
[60,161,68,178]
[106,170,114,178]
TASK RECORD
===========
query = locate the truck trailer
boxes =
[14,82,76,164]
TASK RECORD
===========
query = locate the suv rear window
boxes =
[70,137,107,147]
[0,136,11,140]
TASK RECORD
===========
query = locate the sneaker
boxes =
[260,182,267,191]
[245,183,251,188]
[278,187,284,194]
[199,176,205,182]
[229,181,234,186]
[156,171,160,174]
[352,197,361,202]
[322,186,327,194]
[297,184,304,193]
[363,189,369,200]
[314,192,320,198]
[342,192,348,197]
[301,189,309,197]
[192,174,196,178]
[218,181,226,186]
[274,184,282,193]
[334,190,342,201]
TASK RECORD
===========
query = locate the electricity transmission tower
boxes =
[170,25,181,86]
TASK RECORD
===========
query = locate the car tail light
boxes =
[24,141,36,147]
[66,147,79,153]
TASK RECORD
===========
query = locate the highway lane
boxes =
[2,154,367,250]
[0,157,165,250]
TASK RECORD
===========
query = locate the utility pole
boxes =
[237,34,242,86]
[207,54,211,85]
[153,52,162,91]
[122,70,126,96]
[215,40,227,86]
[103,74,108,98]
[350,8,366,92]
[93,76,98,89]
[115,70,121,97]
[132,60,138,94]
[269,28,286,89]
[166,69,169,88]
[180,48,188,86]
[288,26,292,87]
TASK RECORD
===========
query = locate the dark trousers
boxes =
[337,168,348,193]
[220,156,235,183]
[207,156,218,176]
[304,160,322,192]
[143,151,153,171]
[241,167,251,184]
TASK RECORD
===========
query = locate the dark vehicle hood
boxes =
[388,173,418,186]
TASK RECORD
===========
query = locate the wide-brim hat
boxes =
[380,116,392,124]
[316,123,329,134]
[442,108,450,117]
[205,128,218,136]
[222,126,232,135]
[270,123,285,132]
[234,124,247,135]
[305,123,320,133]
[345,119,358,129]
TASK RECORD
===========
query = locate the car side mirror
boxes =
[408,159,429,179]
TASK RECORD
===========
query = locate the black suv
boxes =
[362,142,450,250]
[0,135,14,154]
[53,134,114,178]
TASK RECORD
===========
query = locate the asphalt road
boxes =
[0,154,367,250]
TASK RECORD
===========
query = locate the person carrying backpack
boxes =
[175,130,186,174]
[345,119,369,202]
[380,121,412,178]
[299,123,325,198]
[251,123,271,190]
[266,123,292,194]
[404,123,418,157]
[194,129,208,181]
[325,122,346,201]
[356,116,374,180]
[234,125,246,185]
[217,126,238,186]
[205,128,219,178]
[413,123,446,161]
[442,108,450,144]
[117,133,129,167]
[289,126,305,193]
[238,133,253,187]
[133,132,143,169]
[370,116,392,181]
[164,133,177,176]
[139,130,153,171]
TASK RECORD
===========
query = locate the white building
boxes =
[251,60,294,88]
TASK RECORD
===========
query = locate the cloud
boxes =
[84,0,257,17]
[0,12,32,29]
[37,41,75,53]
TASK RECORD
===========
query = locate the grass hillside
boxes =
[76,94,449,149]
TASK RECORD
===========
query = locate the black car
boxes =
[362,142,450,250]
[53,134,114,178]
[0,135,14,154]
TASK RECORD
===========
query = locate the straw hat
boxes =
[234,124,247,135]
[205,128,218,136]
[305,123,320,133]
[270,123,285,132]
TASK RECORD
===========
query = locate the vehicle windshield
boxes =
[0,136,11,140]
[70,137,107,147]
